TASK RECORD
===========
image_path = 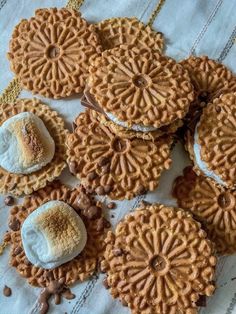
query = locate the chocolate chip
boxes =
[98,157,110,167]
[101,164,110,174]
[103,277,109,289]
[87,171,97,181]
[95,186,105,195]
[112,248,123,256]
[4,196,14,206]
[13,246,23,256]
[215,106,221,113]
[3,285,11,297]
[137,186,146,195]
[104,185,112,193]
[83,206,101,220]
[68,161,77,175]
[196,295,206,307]
[8,218,20,231]
[72,122,77,131]
[96,217,110,232]
[107,202,116,209]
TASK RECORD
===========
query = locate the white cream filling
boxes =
[193,124,227,186]
[106,112,159,132]
[21,201,87,269]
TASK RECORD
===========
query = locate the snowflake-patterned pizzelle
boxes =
[66,110,172,200]
[180,56,236,131]
[196,92,236,189]
[8,181,110,287]
[173,166,236,255]
[88,49,194,128]
[96,17,164,52]
[8,8,102,99]
[101,204,216,313]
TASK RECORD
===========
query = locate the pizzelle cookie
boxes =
[187,92,236,189]
[0,98,68,196]
[180,56,236,131]
[8,181,110,287]
[66,110,172,200]
[8,8,102,99]
[173,166,236,255]
[88,46,194,129]
[96,17,164,52]
[101,204,216,314]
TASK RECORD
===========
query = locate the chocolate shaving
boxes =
[81,90,105,114]
[4,196,15,206]
[3,285,12,297]
[9,218,20,231]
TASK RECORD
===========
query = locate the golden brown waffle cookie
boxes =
[173,166,236,255]
[8,8,102,99]
[191,93,236,189]
[0,98,68,196]
[8,181,110,287]
[96,17,164,52]
[180,56,236,131]
[88,47,194,129]
[81,90,183,141]
[66,110,172,200]
[101,204,216,314]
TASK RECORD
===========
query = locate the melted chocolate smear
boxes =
[3,285,12,297]
[38,278,75,314]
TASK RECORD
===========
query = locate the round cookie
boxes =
[189,93,236,189]
[101,204,216,313]
[81,91,183,141]
[88,47,194,129]
[66,110,173,200]
[8,181,110,287]
[180,56,236,131]
[0,98,68,196]
[173,166,236,255]
[95,17,164,52]
[8,8,102,99]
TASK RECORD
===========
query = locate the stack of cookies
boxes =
[1,6,236,314]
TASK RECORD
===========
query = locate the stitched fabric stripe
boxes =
[217,26,236,62]
[189,0,223,55]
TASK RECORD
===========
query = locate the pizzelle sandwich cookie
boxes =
[101,204,216,314]
[8,181,110,287]
[173,166,236,255]
[0,98,68,196]
[67,110,173,200]
[87,45,194,131]
[95,17,164,52]
[186,92,236,189]
[180,56,236,132]
[8,8,102,99]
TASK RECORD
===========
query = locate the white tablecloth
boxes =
[0,0,236,313]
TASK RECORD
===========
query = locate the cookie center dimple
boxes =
[111,138,129,153]
[217,192,235,210]
[46,45,60,59]
[132,75,149,88]
[149,255,168,274]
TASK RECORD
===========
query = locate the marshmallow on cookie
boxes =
[21,200,87,269]
[0,112,55,174]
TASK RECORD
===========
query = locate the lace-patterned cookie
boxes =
[193,93,236,189]
[96,17,164,52]
[101,204,216,313]
[88,47,194,128]
[173,166,236,255]
[8,181,110,287]
[66,110,172,200]
[8,8,102,99]
[180,56,236,131]
[0,98,68,196]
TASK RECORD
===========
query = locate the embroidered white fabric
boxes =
[0,1,236,314]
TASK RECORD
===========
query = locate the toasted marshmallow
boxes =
[193,123,226,186]
[0,112,55,174]
[21,201,87,269]
[105,112,158,132]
